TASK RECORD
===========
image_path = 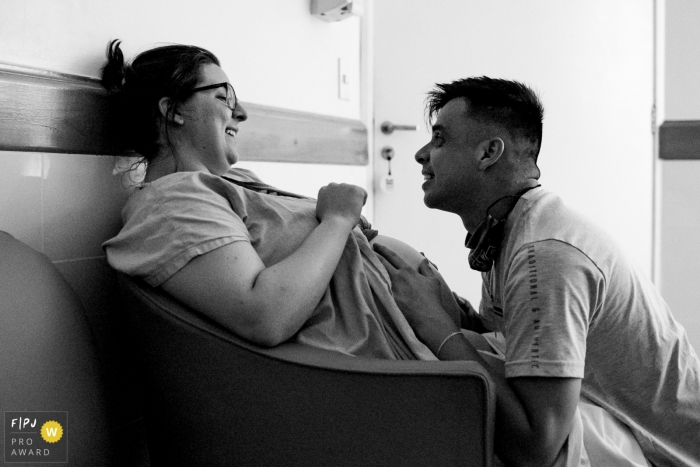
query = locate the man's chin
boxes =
[423,193,439,209]
[423,193,456,214]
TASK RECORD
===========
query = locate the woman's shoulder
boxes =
[108,169,248,250]
[224,166,265,183]
[136,170,238,202]
[144,170,228,189]
[121,171,236,220]
[140,167,264,193]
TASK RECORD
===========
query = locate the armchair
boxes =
[118,273,496,467]
[0,232,114,466]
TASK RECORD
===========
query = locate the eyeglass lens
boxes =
[189,83,237,110]
[226,84,237,110]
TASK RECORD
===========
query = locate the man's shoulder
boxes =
[519,188,582,223]
[502,188,620,271]
[509,189,584,237]
[514,188,610,237]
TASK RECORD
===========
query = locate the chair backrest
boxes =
[0,232,114,466]
[118,272,495,467]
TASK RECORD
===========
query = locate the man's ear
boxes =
[477,137,505,170]
[158,97,185,125]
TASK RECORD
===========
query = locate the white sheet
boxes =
[579,395,651,467]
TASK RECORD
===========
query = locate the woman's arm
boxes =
[159,183,366,347]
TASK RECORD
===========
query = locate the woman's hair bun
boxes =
[101,39,128,93]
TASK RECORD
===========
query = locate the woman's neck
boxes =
[143,151,177,183]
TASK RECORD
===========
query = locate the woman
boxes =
[101,39,457,359]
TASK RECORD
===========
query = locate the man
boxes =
[374,77,700,467]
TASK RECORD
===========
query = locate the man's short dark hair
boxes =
[426,77,544,160]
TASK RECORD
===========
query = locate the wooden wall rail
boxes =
[0,64,368,165]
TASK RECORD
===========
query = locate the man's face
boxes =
[415,98,484,216]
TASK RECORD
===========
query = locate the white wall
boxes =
[0,0,371,211]
[372,0,654,306]
[0,1,360,116]
[656,0,700,352]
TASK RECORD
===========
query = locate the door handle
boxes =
[380,121,420,135]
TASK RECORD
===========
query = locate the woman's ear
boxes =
[158,97,185,125]
[477,137,505,171]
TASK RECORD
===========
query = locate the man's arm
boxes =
[374,243,582,467]
[438,333,581,467]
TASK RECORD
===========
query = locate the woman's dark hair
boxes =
[101,39,220,160]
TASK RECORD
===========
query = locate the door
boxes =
[372,0,654,302]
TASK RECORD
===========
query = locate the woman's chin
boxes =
[226,150,239,167]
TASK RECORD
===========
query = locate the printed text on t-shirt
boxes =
[527,244,540,369]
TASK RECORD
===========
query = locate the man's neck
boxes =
[461,179,539,233]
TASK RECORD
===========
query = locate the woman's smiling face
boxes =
[176,63,247,175]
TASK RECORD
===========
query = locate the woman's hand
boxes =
[316,183,367,228]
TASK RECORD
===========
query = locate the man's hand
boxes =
[373,243,462,353]
[453,293,491,333]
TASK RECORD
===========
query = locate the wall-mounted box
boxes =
[311,0,364,22]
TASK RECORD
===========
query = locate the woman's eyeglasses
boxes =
[188,82,237,111]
